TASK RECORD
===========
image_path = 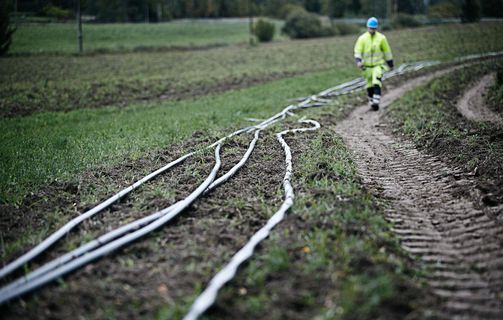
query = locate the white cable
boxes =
[0,59,449,299]
[2,52,498,305]
[0,145,223,305]
[184,119,320,320]
[0,111,291,300]
[0,125,253,280]
[0,130,264,298]
[0,153,192,279]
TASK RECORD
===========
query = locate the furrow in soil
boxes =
[334,70,503,319]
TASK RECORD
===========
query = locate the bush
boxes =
[391,13,421,29]
[43,5,73,20]
[253,19,275,42]
[333,22,361,36]
[282,9,334,39]
[0,0,15,56]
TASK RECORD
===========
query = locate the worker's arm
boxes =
[381,36,394,69]
[354,36,364,69]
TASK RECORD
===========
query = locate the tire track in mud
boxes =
[335,70,503,319]
[457,72,502,124]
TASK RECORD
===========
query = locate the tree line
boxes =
[9,0,503,22]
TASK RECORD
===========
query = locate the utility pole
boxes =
[76,0,83,54]
[157,3,162,22]
[248,0,254,45]
[386,0,398,19]
[14,0,18,28]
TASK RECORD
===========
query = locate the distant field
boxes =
[2,22,502,117]
[1,22,503,203]
[10,19,286,55]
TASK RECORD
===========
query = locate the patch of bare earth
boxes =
[335,70,503,318]
[457,72,502,123]
[0,130,288,319]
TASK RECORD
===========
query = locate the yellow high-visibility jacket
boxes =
[354,31,393,67]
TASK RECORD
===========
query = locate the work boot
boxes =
[367,87,374,108]
[371,94,381,111]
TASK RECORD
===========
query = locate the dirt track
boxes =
[335,71,503,318]
[457,72,502,123]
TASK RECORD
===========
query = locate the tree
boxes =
[0,0,15,56]
[324,0,347,18]
[396,0,423,14]
[304,0,322,13]
[262,0,290,17]
[481,0,503,18]
[346,0,361,15]
[461,0,481,23]
[428,1,460,19]
[360,0,387,17]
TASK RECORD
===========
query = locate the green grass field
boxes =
[0,69,352,203]
[10,19,286,55]
[1,22,503,204]
[2,20,503,319]
[2,23,502,117]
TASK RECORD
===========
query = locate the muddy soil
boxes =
[0,113,429,320]
[0,130,221,261]
[0,121,313,318]
[388,60,503,210]
[2,61,503,320]
[335,70,503,318]
[457,73,502,123]
[208,129,431,320]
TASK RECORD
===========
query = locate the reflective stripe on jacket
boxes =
[354,31,393,67]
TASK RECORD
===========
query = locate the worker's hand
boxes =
[386,60,394,70]
[357,61,364,69]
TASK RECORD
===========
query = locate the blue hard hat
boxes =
[367,17,378,28]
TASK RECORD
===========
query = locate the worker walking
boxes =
[354,17,394,111]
